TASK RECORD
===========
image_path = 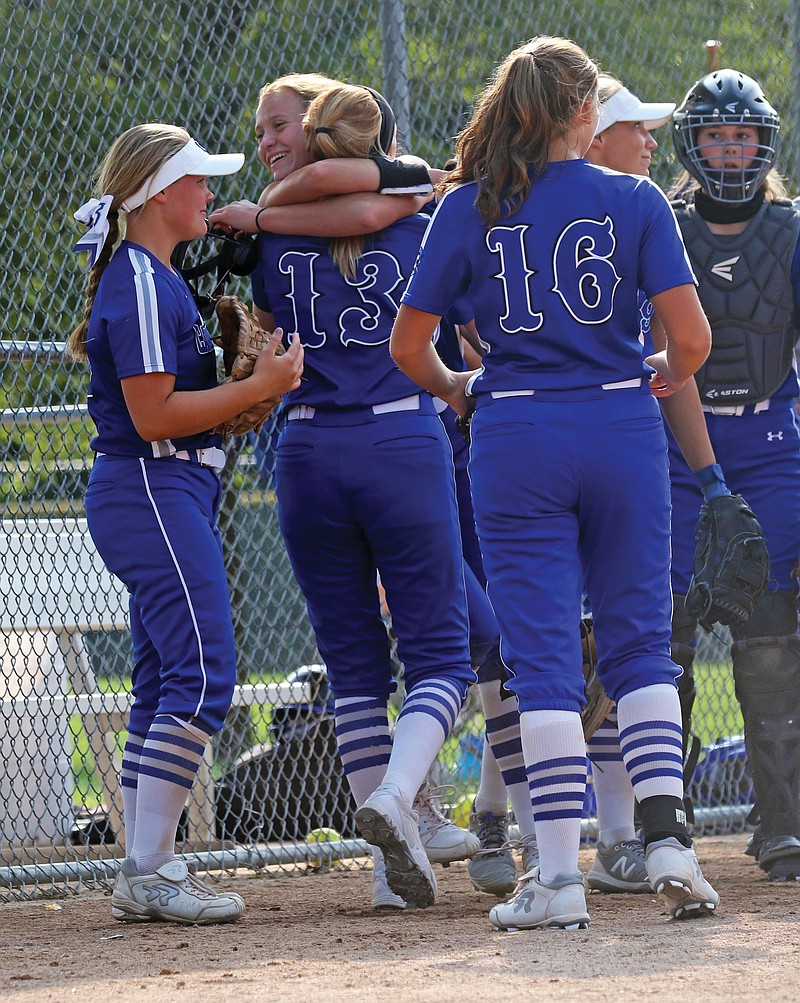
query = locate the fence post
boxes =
[791,0,800,188]
[380,0,411,148]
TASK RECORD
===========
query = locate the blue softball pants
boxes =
[469,389,680,712]
[85,454,237,736]
[275,399,474,699]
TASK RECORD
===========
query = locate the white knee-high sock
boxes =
[130,715,210,875]
[334,696,393,873]
[475,736,509,815]
[616,684,684,802]
[479,680,535,836]
[334,696,391,805]
[382,678,464,804]
[586,709,636,844]
[520,709,586,883]
[120,730,145,852]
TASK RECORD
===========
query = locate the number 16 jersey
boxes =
[402,159,695,396]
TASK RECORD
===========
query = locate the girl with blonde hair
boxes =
[70,122,303,924]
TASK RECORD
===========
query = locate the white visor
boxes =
[122,138,244,212]
[596,87,676,136]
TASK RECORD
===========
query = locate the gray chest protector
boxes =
[674,201,800,405]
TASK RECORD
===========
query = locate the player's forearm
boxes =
[651,285,712,381]
[659,379,717,472]
[254,194,426,237]
[121,343,299,441]
[391,305,464,403]
[263,160,382,206]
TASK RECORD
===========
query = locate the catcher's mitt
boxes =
[581,615,614,740]
[685,493,770,631]
[212,295,284,437]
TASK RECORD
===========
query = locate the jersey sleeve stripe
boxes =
[128,247,166,373]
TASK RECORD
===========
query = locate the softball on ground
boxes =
[306,827,341,843]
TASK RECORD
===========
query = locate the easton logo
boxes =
[711,256,740,281]
[725,102,739,113]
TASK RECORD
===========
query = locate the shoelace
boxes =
[413,784,457,832]
[608,839,645,855]
[473,829,539,862]
[471,811,510,854]
[185,871,228,900]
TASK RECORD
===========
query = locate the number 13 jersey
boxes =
[251,214,430,410]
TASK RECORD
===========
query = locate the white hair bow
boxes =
[72,194,115,268]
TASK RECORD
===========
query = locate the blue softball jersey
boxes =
[85,241,222,457]
[251,215,431,409]
[402,160,695,393]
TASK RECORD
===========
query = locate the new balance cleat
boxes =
[467,807,517,896]
[489,868,589,931]
[755,835,800,882]
[355,783,437,908]
[112,858,245,925]
[414,782,480,865]
[371,856,407,910]
[588,839,651,893]
[645,838,719,919]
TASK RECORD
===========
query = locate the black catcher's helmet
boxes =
[673,69,780,204]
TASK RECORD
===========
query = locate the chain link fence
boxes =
[2,0,795,900]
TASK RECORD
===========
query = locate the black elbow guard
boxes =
[370,154,433,196]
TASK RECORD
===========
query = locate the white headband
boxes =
[596,87,676,136]
[122,138,244,212]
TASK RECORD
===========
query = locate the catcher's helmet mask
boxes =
[172,226,259,319]
[673,69,780,204]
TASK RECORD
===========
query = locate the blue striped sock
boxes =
[587,710,636,844]
[481,682,535,835]
[130,715,210,873]
[383,677,467,803]
[334,697,392,805]
[520,709,586,882]
[120,731,145,850]
[616,685,685,802]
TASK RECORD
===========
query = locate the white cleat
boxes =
[355,783,437,908]
[489,868,589,931]
[112,858,244,925]
[645,837,719,919]
[372,856,407,910]
[414,783,480,865]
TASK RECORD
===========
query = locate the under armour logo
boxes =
[711,256,740,281]
[143,881,181,907]
[767,431,784,441]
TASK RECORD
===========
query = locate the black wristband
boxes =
[255,207,268,232]
[370,154,433,196]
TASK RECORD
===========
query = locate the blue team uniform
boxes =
[402,160,695,712]
[667,217,800,602]
[251,217,473,699]
[84,241,236,736]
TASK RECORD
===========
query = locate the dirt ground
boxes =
[1,834,798,1003]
